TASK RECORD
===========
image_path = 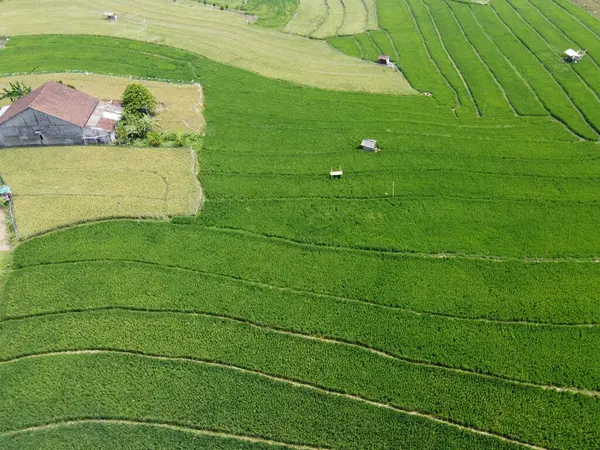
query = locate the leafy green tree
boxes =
[0,81,32,103]
[122,83,158,116]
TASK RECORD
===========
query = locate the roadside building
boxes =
[0,81,123,147]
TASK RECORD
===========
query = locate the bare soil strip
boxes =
[0,211,10,252]
[0,350,548,449]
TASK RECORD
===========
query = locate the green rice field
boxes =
[0,0,599,445]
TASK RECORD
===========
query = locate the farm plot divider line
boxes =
[198,224,600,263]
[0,417,324,450]
[7,259,600,327]
[0,349,551,450]
[3,300,600,398]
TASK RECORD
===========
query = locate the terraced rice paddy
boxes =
[0,0,599,446]
[0,146,201,238]
[0,0,411,94]
[284,0,378,38]
[328,0,600,138]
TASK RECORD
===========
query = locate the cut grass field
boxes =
[0,74,205,132]
[1,35,600,449]
[284,0,378,38]
[569,0,600,19]
[0,146,201,238]
[0,0,413,95]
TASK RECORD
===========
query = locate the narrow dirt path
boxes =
[0,210,11,252]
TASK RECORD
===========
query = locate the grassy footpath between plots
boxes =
[0,147,201,238]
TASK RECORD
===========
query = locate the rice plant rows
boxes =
[312,0,345,38]
[499,0,600,115]
[2,33,600,449]
[520,0,600,90]
[328,36,362,58]
[0,353,529,449]
[490,0,600,136]
[0,310,598,449]
[420,0,515,117]
[470,5,598,139]
[11,223,600,326]
[353,33,381,61]
[0,421,288,450]
[447,2,546,115]
[376,0,467,109]
[282,0,327,36]
[4,259,600,393]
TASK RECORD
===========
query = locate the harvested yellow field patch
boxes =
[0,74,204,132]
[0,0,414,95]
[0,146,202,238]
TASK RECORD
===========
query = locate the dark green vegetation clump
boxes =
[122,83,158,116]
[0,34,599,449]
[117,83,158,143]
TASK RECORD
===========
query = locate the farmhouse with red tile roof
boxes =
[0,81,123,147]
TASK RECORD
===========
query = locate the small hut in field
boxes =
[378,54,391,65]
[330,167,343,179]
[360,138,378,152]
[104,12,118,20]
[564,48,585,63]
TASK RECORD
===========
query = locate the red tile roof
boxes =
[0,81,99,127]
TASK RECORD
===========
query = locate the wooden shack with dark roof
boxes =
[0,81,123,147]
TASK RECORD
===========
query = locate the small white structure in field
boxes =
[378,54,391,65]
[104,12,118,20]
[330,167,343,179]
[564,48,585,63]
[360,138,379,152]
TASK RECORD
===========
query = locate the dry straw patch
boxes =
[0,74,205,132]
[0,0,413,95]
[0,146,202,238]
